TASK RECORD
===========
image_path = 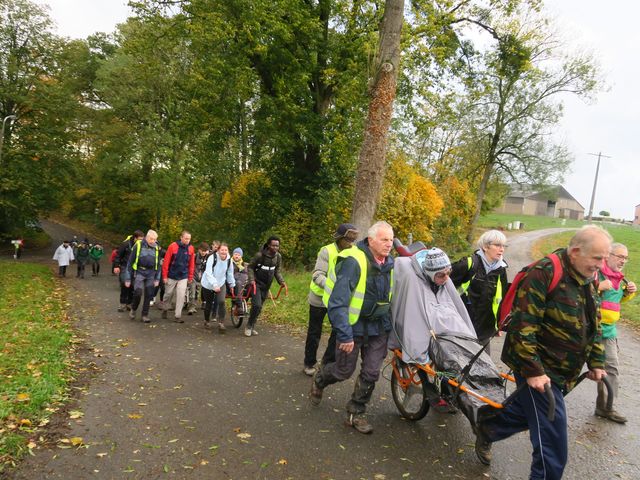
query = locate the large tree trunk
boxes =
[350,0,404,237]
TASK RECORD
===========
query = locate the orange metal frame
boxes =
[391,349,513,410]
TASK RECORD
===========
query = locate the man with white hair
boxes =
[125,230,161,323]
[594,241,636,423]
[474,225,610,479]
[309,221,394,434]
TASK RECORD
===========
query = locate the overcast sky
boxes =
[37,0,639,220]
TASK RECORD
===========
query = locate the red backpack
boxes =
[498,253,563,331]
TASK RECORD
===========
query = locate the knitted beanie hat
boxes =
[233,247,243,256]
[421,247,451,280]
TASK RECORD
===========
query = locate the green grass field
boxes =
[533,224,640,324]
[0,261,73,469]
[478,212,588,231]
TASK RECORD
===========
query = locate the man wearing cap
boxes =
[303,223,359,376]
[309,221,394,434]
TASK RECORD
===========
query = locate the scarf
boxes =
[476,249,507,274]
[600,262,624,290]
[233,257,245,271]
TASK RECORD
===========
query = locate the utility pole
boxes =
[586,152,611,222]
[0,115,17,166]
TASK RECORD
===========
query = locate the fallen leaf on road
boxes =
[19,419,32,426]
[200,460,209,466]
[70,437,84,446]
[27,441,37,450]
[233,428,241,433]
[237,433,251,440]
[277,458,288,465]
[69,411,84,419]
[96,452,108,458]
[274,356,286,361]
[168,438,179,443]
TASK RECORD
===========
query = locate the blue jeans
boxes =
[483,375,567,479]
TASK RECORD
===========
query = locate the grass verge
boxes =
[532,224,640,325]
[260,270,311,333]
[0,261,73,469]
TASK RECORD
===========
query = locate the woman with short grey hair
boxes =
[450,229,509,352]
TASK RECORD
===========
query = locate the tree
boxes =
[0,0,83,236]
[599,210,609,217]
[351,0,404,236]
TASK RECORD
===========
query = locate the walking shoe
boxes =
[117,304,126,312]
[244,328,252,337]
[141,316,151,323]
[595,408,628,424]
[161,310,168,320]
[125,304,132,311]
[129,310,136,320]
[309,376,324,406]
[303,365,317,376]
[251,329,258,336]
[149,300,155,306]
[188,308,197,315]
[173,316,184,323]
[473,422,492,465]
[345,413,373,434]
[218,323,226,333]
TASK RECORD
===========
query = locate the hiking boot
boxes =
[141,316,151,323]
[595,408,628,424]
[161,310,168,320]
[309,376,324,406]
[117,304,126,312]
[173,316,184,323]
[473,422,492,465]
[218,323,226,333]
[129,310,136,321]
[303,365,317,377]
[149,300,155,307]
[345,413,373,434]
[244,328,252,337]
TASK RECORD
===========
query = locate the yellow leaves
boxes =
[277,458,288,465]
[274,356,286,361]
[378,152,443,243]
[15,393,30,402]
[69,410,84,419]
[236,433,251,440]
[96,452,108,458]
[19,418,32,427]
[59,437,84,447]
[127,413,143,419]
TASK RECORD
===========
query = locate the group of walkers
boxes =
[302,221,635,479]
[51,220,636,479]
[106,229,286,337]
[52,236,104,278]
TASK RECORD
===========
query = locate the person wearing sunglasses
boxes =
[595,242,637,423]
[450,230,509,353]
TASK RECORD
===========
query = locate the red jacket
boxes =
[162,242,195,282]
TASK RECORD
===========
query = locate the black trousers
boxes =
[201,286,227,322]
[119,271,134,305]
[304,304,337,367]
[58,265,67,277]
[247,283,270,329]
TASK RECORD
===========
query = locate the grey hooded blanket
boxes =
[389,256,475,364]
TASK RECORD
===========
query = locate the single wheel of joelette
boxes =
[391,361,430,420]
[231,298,248,328]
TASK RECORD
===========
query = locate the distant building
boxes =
[494,185,585,220]
[634,204,640,225]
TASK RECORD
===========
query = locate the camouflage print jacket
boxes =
[501,249,605,394]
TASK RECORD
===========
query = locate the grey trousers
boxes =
[316,332,389,414]
[597,337,620,410]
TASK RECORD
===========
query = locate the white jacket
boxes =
[53,244,75,266]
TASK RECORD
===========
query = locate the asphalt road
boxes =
[7,222,640,479]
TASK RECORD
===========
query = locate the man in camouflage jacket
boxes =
[474,225,609,480]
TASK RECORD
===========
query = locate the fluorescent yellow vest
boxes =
[460,255,503,326]
[309,243,339,298]
[324,247,393,325]
[131,240,159,271]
